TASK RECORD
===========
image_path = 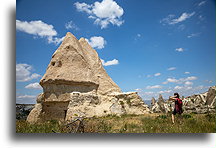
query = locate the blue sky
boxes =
[16,0,215,104]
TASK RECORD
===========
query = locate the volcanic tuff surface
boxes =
[40,32,121,95]
[27,32,149,123]
[150,86,216,114]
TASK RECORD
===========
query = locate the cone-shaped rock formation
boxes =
[27,32,149,123]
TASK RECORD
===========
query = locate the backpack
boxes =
[177,98,183,114]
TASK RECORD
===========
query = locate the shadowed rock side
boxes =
[150,86,215,114]
[27,32,149,123]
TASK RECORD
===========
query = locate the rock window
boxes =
[51,61,55,66]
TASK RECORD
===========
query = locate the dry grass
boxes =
[16,113,216,133]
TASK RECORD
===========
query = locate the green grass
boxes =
[16,113,216,133]
[16,120,61,133]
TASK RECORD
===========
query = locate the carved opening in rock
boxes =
[64,110,67,120]
[51,61,55,66]
[42,102,69,121]
[65,45,70,49]
[57,61,62,67]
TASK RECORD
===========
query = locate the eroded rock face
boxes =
[150,86,215,114]
[206,86,216,106]
[27,32,149,123]
[151,97,156,106]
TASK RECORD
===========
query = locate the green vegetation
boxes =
[16,120,61,133]
[16,113,216,133]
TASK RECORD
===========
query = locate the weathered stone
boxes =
[26,104,43,123]
[206,86,216,106]
[151,97,156,106]
[79,38,121,95]
[158,94,165,103]
[150,86,215,114]
[27,32,149,123]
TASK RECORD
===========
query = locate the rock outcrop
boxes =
[206,86,215,106]
[183,86,215,114]
[151,95,172,113]
[150,86,216,114]
[27,32,149,123]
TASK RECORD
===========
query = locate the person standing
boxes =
[169,93,183,124]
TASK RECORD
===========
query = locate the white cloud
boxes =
[185,81,193,86]
[185,76,197,81]
[135,88,141,92]
[167,67,176,71]
[164,76,198,84]
[160,12,195,25]
[16,64,41,82]
[47,36,65,45]
[16,20,57,36]
[154,73,161,77]
[184,72,190,74]
[74,2,93,14]
[137,34,141,37]
[174,86,183,90]
[74,0,124,29]
[85,36,106,49]
[187,33,200,38]
[16,20,63,45]
[65,21,79,30]
[147,75,151,78]
[174,85,193,91]
[175,48,184,52]
[171,85,211,98]
[205,80,213,83]
[167,78,179,83]
[178,24,186,30]
[143,91,154,95]
[101,59,119,66]
[146,85,162,89]
[17,95,36,99]
[25,82,42,90]
[162,81,168,84]
[198,1,206,6]
[158,90,171,94]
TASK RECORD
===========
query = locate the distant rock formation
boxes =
[16,104,34,120]
[150,86,215,114]
[151,95,172,113]
[151,97,156,106]
[206,86,215,106]
[27,32,149,123]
